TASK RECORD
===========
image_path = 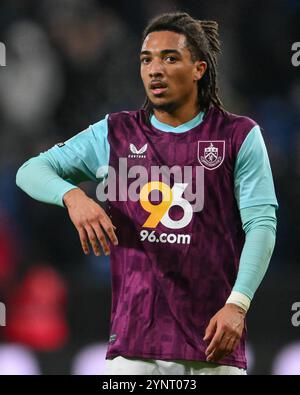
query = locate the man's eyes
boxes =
[140,56,178,64]
[140,57,151,64]
[165,56,178,63]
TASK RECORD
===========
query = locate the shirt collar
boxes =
[150,111,204,133]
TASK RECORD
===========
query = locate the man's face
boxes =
[140,30,204,112]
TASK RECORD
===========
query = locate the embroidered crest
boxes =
[198,141,225,170]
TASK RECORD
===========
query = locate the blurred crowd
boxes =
[0,0,299,374]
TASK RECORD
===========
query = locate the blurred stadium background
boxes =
[0,0,299,375]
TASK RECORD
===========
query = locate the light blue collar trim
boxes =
[150,111,204,133]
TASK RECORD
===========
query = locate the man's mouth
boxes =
[149,81,168,96]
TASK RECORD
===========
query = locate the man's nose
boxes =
[149,59,164,78]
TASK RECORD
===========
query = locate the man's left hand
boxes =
[203,303,246,362]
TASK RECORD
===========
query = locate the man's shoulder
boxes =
[219,108,258,133]
[91,110,146,135]
[107,109,145,123]
[209,107,260,153]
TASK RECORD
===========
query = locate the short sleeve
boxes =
[234,125,278,210]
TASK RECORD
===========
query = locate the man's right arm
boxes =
[16,151,79,207]
[16,116,118,255]
[16,116,110,207]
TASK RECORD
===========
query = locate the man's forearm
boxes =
[226,204,277,311]
[232,225,276,298]
[16,155,78,207]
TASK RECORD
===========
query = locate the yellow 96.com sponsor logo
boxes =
[139,181,192,245]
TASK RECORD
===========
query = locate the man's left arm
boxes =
[204,125,278,362]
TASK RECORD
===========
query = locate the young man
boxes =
[16,12,278,375]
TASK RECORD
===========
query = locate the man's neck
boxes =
[153,105,201,127]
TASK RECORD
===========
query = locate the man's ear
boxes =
[194,61,207,81]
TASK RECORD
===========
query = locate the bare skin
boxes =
[203,304,246,362]
[63,188,118,256]
[140,31,207,126]
[63,30,246,362]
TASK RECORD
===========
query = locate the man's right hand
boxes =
[63,188,118,256]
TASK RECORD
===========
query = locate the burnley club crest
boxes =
[198,141,225,170]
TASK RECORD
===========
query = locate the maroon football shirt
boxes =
[105,106,256,369]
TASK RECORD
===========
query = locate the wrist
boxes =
[63,188,84,209]
[226,291,251,313]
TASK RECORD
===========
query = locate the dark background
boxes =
[0,0,299,375]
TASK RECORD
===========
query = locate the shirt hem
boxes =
[106,350,247,370]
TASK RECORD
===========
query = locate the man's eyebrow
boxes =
[140,49,181,56]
